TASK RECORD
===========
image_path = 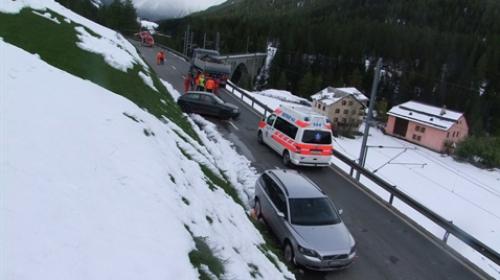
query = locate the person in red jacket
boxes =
[205,76,216,93]
[183,75,191,93]
[156,51,162,65]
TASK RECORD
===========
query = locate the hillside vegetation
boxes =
[160,0,500,137]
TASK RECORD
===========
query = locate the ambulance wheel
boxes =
[283,150,291,167]
[257,131,264,144]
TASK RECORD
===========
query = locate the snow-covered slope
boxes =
[0,1,293,279]
[0,38,292,280]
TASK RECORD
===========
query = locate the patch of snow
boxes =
[227,82,500,279]
[32,10,60,24]
[138,71,157,91]
[140,19,158,34]
[161,78,181,101]
[1,40,294,279]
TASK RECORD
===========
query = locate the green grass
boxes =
[0,8,199,141]
[189,236,225,279]
[200,164,243,206]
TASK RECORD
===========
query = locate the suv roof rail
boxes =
[302,175,326,195]
[268,170,289,196]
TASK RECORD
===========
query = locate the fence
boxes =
[225,80,500,267]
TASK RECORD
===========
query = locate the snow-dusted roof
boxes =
[388,101,464,130]
[311,86,368,106]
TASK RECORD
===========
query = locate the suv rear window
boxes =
[302,130,332,144]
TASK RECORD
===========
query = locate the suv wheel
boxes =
[257,131,264,144]
[284,242,295,265]
[283,150,291,166]
[254,198,262,219]
[181,104,192,114]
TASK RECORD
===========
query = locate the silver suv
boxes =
[254,169,356,271]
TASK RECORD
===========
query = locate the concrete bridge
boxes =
[214,52,267,87]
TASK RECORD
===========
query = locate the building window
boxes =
[348,101,353,106]
[342,100,347,106]
[334,117,338,123]
[415,125,420,131]
[335,108,340,114]
[322,105,326,111]
[420,127,426,133]
[343,109,349,115]
[412,134,421,141]
[447,132,450,138]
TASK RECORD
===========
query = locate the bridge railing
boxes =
[225,80,500,268]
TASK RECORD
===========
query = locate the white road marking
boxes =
[228,121,239,130]
[171,65,177,70]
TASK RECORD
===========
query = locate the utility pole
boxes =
[246,35,250,53]
[215,32,220,52]
[203,32,207,49]
[183,24,190,56]
[356,58,383,181]
[189,31,194,54]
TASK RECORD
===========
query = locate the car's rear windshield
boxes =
[289,198,341,226]
[302,130,332,144]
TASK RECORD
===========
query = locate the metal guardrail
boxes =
[225,80,500,267]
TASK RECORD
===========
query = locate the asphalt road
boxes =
[132,41,488,280]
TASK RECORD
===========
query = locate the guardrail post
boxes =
[251,99,255,108]
[442,221,453,243]
[349,167,354,176]
[389,192,395,205]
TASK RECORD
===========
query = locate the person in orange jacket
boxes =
[205,76,216,93]
[183,75,191,93]
[156,51,162,65]
[194,72,201,90]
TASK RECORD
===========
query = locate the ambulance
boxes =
[257,105,334,167]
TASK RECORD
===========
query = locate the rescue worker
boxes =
[156,51,162,65]
[160,51,166,64]
[183,75,191,93]
[198,73,206,91]
[194,72,201,90]
[205,76,216,93]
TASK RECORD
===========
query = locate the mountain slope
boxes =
[0,1,293,279]
[160,0,500,136]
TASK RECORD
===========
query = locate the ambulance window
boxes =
[266,114,277,126]
[302,130,332,144]
[274,117,298,139]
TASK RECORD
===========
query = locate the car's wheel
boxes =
[283,150,291,167]
[181,104,192,114]
[284,241,295,266]
[254,198,262,219]
[257,131,264,144]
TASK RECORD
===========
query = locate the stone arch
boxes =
[231,63,251,88]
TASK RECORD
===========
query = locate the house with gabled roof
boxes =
[385,101,469,152]
[311,87,368,130]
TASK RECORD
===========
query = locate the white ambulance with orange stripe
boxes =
[257,105,333,167]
